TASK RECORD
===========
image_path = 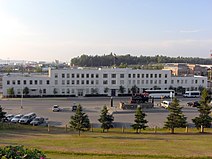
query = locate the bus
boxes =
[183,91,200,98]
[144,90,175,99]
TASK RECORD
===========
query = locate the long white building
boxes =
[2,67,207,97]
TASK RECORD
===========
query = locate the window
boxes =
[146,80,149,84]
[159,74,162,78]
[12,80,15,85]
[86,74,89,78]
[141,80,144,84]
[103,74,108,78]
[154,80,157,84]
[72,74,75,78]
[133,74,135,78]
[120,74,124,78]
[7,80,10,85]
[150,80,153,84]
[43,89,46,94]
[24,80,26,85]
[111,74,116,78]
[46,80,50,85]
[72,80,75,84]
[137,80,140,84]
[86,80,89,84]
[159,80,161,84]
[55,80,58,85]
[77,74,80,78]
[77,80,79,84]
[62,73,65,78]
[155,74,157,78]
[120,80,124,85]
[81,80,84,84]
[34,80,37,85]
[133,80,136,84]
[171,80,174,84]
[103,80,108,84]
[137,74,140,78]
[39,80,42,85]
[128,80,131,84]
[112,80,116,84]
[128,74,131,78]
[67,73,70,78]
[30,80,33,85]
[185,80,187,84]
[91,80,94,84]
[54,73,58,78]
[142,74,144,78]
[91,74,94,78]
[150,74,153,78]
[96,74,99,78]
[177,80,179,84]
[81,74,84,78]
[62,80,65,85]
[181,80,183,84]
[67,80,70,85]
[165,80,167,84]
[202,80,204,84]
[17,80,20,85]
[146,74,149,78]
[165,74,167,78]
[96,80,99,85]
[195,80,198,84]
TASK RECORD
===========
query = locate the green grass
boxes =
[1,125,212,159]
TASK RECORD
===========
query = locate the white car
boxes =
[52,105,61,112]
[11,114,23,123]
[160,101,171,109]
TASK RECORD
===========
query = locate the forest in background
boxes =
[70,53,212,67]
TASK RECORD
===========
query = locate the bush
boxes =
[0,145,46,159]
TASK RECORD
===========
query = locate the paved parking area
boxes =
[0,97,200,128]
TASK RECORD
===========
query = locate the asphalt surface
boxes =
[0,96,200,128]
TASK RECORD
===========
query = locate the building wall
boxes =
[2,68,207,97]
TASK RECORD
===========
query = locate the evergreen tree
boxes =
[131,107,148,133]
[98,105,114,132]
[7,87,14,97]
[23,87,29,96]
[0,105,6,122]
[69,104,90,136]
[164,98,187,134]
[192,88,212,132]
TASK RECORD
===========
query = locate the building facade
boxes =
[2,67,207,97]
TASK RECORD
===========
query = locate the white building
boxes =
[2,67,207,97]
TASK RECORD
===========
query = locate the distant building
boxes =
[164,63,208,76]
[2,67,207,97]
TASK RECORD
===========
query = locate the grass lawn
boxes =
[1,125,212,159]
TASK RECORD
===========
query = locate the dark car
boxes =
[30,117,45,126]
[4,114,15,122]
[187,101,200,107]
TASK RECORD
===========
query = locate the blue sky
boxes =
[0,0,212,62]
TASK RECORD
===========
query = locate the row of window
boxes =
[7,80,50,85]
[6,78,205,86]
[54,73,167,79]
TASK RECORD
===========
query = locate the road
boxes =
[0,97,200,128]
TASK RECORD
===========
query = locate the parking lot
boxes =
[0,96,200,128]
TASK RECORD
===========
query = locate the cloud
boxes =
[179,29,200,33]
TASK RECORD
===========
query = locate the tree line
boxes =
[70,53,212,67]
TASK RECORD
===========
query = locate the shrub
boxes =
[0,145,46,159]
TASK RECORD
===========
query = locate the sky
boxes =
[0,0,212,62]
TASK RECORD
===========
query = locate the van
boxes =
[183,91,200,98]
[19,112,36,124]
[160,101,171,109]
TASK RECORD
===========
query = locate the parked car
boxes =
[19,112,36,124]
[187,101,200,107]
[160,101,171,109]
[4,114,15,122]
[52,105,61,112]
[11,114,23,123]
[72,105,77,112]
[30,117,45,126]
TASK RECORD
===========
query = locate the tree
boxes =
[164,98,187,134]
[70,104,90,136]
[23,87,29,96]
[0,105,6,122]
[118,85,126,94]
[131,85,139,94]
[7,87,14,97]
[98,105,114,132]
[131,107,148,133]
[192,88,212,133]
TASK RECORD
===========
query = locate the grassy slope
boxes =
[1,126,212,159]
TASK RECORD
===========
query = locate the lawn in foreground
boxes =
[1,126,212,159]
